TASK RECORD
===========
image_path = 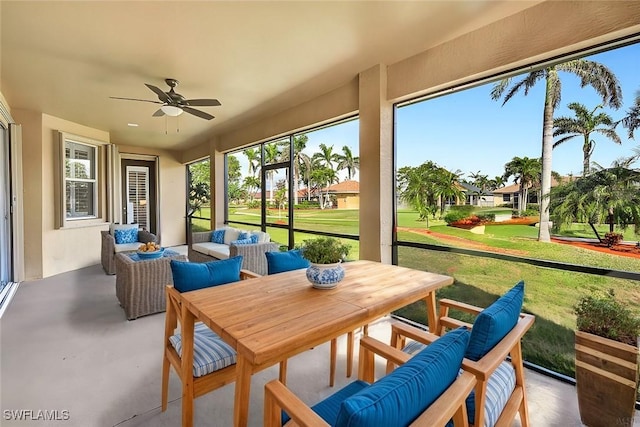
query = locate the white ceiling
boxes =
[1,1,540,151]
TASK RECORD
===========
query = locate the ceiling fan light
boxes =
[160,105,183,116]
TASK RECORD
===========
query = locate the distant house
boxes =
[458,182,495,207]
[492,175,577,208]
[326,180,360,209]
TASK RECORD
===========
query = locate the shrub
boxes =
[603,232,624,247]
[575,289,640,346]
[476,213,495,223]
[247,200,261,209]
[448,205,475,215]
[444,210,469,225]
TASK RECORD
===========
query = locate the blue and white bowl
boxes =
[137,247,164,259]
[306,262,345,289]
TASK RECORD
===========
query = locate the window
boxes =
[65,140,96,218]
[503,194,511,202]
[56,132,109,228]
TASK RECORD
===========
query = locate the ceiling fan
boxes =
[110,78,221,120]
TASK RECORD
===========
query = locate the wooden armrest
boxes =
[240,269,261,280]
[461,313,535,380]
[410,371,476,426]
[440,298,483,316]
[264,380,328,427]
[391,322,440,345]
[360,336,412,367]
[440,316,473,331]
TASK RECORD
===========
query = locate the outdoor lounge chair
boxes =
[264,327,475,427]
[388,281,535,427]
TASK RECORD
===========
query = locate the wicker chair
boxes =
[101,229,158,275]
[114,251,186,320]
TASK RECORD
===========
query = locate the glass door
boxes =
[0,125,11,291]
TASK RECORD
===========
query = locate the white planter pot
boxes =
[306,262,345,289]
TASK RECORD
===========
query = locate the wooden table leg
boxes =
[181,307,195,427]
[425,292,439,335]
[234,355,252,427]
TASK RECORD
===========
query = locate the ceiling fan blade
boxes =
[144,83,172,103]
[110,96,162,104]
[152,109,165,117]
[185,98,221,107]
[182,106,214,120]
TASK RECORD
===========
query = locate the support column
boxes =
[211,144,225,230]
[358,64,393,264]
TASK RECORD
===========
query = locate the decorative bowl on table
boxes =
[137,242,164,259]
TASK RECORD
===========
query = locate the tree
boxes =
[264,143,281,204]
[503,157,542,212]
[243,147,260,177]
[619,89,640,139]
[491,59,622,242]
[336,146,360,180]
[188,159,211,219]
[242,176,261,203]
[434,168,465,216]
[312,143,338,171]
[310,164,338,209]
[189,159,210,185]
[227,155,241,186]
[553,102,621,176]
[551,151,640,237]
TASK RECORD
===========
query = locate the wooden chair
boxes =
[161,269,286,427]
[388,283,535,427]
[265,327,475,427]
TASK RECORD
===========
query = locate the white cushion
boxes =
[223,227,241,245]
[192,242,230,260]
[109,223,138,236]
[252,230,270,243]
[114,242,142,253]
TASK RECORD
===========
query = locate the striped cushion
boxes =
[467,361,515,427]
[401,341,516,427]
[169,322,236,378]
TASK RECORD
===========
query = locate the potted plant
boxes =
[574,289,640,427]
[299,237,350,289]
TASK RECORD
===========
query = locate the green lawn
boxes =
[190,205,640,376]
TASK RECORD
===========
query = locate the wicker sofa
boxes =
[101,226,159,275]
[189,227,279,276]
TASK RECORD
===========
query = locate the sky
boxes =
[230,41,640,187]
[396,42,640,180]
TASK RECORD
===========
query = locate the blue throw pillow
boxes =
[265,249,310,275]
[237,232,248,240]
[211,229,225,244]
[248,234,259,244]
[334,327,470,427]
[231,238,253,245]
[465,280,524,361]
[170,256,243,293]
[114,227,138,244]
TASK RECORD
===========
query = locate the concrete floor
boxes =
[1,247,638,427]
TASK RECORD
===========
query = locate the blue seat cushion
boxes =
[170,256,243,292]
[333,327,470,427]
[281,381,369,425]
[402,342,516,427]
[169,322,236,378]
[265,249,310,275]
[466,281,524,361]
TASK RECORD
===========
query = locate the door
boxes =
[0,125,11,289]
[121,159,157,233]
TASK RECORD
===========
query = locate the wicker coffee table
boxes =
[115,249,187,320]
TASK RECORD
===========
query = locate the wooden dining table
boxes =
[178,259,453,427]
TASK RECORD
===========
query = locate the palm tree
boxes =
[491,59,622,242]
[434,168,465,216]
[551,151,640,238]
[503,156,542,212]
[293,136,311,205]
[336,146,360,180]
[490,175,506,190]
[397,162,440,224]
[242,176,261,203]
[310,163,338,209]
[553,102,621,176]
[263,143,281,204]
[619,89,640,139]
[312,143,338,172]
[243,148,261,177]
